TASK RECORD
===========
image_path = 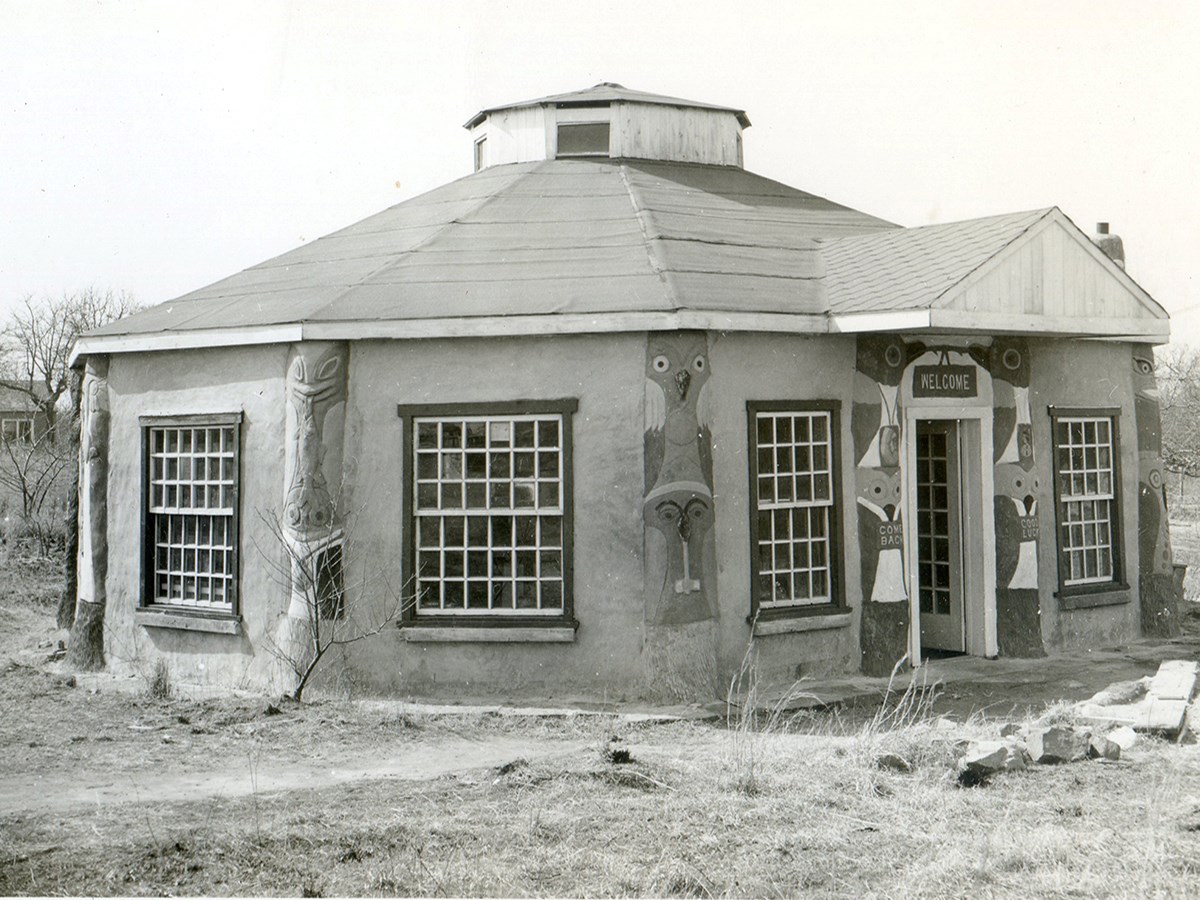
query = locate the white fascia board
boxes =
[69,310,832,362]
[829,310,932,333]
[927,309,1170,341]
[69,324,304,367]
[304,310,830,340]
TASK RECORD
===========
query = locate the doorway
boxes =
[915,420,965,654]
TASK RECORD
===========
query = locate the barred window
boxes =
[749,403,840,613]
[403,403,575,619]
[1053,413,1119,588]
[142,416,240,614]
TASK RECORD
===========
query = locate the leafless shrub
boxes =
[254,497,411,702]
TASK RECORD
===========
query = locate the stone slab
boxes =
[1148,659,1198,701]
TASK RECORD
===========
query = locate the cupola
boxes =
[464,82,751,171]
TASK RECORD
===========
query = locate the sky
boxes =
[2,0,1198,345]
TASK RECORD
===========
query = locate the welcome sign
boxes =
[912,364,977,398]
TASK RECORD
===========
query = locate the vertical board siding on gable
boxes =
[611,103,740,166]
[951,224,1146,322]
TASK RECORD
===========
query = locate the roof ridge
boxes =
[303,164,554,323]
[618,163,681,310]
[819,207,1053,249]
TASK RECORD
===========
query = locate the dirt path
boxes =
[0,735,585,816]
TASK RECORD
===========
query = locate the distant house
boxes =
[70,84,1180,700]
[0,380,46,445]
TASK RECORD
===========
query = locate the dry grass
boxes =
[4,709,1199,897]
[4,554,1200,896]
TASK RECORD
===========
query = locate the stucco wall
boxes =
[95,332,1148,699]
[339,334,648,699]
[706,333,862,684]
[1027,338,1142,650]
[102,345,289,690]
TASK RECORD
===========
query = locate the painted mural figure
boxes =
[643,331,716,625]
[993,340,1039,592]
[852,336,908,604]
[991,338,1045,656]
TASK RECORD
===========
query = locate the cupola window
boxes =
[556,122,610,158]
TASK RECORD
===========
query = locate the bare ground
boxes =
[4,547,1200,896]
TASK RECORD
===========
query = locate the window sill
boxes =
[401,624,577,644]
[1057,585,1131,611]
[753,611,852,637]
[136,608,242,635]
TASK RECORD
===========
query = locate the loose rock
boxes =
[959,740,1029,776]
[1088,734,1121,761]
[1107,725,1139,752]
[1027,725,1090,764]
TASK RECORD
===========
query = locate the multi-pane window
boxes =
[1,416,34,443]
[749,404,839,611]
[143,416,239,613]
[1053,413,1119,587]
[406,405,573,618]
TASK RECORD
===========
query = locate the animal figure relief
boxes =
[643,331,715,622]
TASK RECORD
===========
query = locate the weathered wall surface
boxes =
[1027,338,1142,650]
[706,333,862,686]
[102,346,289,690]
[341,334,648,698]
[96,332,1151,700]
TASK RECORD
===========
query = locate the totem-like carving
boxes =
[991,337,1044,657]
[282,342,348,621]
[68,355,110,669]
[1133,347,1179,635]
[852,336,907,604]
[643,331,715,625]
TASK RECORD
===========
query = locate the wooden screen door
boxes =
[915,420,966,653]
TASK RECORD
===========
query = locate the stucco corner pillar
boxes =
[67,354,110,670]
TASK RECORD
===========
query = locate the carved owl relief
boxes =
[643,331,716,623]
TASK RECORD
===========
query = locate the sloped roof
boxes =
[85,159,895,340]
[823,208,1052,314]
[822,207,1169,338]
[465,82,751,129]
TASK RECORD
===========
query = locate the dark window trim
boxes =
[396,399,579,629]
[745,399,846,623]
[1047,405,1127,600]
[138,412,243,620]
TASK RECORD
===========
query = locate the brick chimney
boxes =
[1093,222,1125,270]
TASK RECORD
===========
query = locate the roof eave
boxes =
[830,308,1170,344]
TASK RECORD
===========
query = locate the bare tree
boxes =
[255,502,410,702]
[0,426,73,556]
[1,288,139,628]
[1157,345,1200,497]
[1,289,139,435]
